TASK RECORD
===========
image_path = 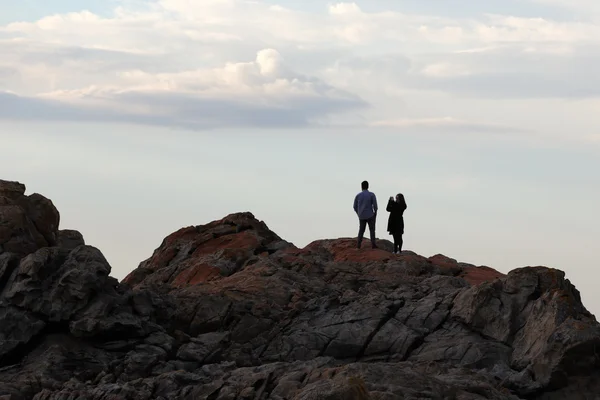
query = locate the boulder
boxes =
[0,180,59,257]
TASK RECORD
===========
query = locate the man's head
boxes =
[361,181,369,190]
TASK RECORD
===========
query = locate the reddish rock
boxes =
[304,238,394,263]
[429,253,505,285]
[460,265,505,285]
[123,212,293,288]
[172,263,221,286]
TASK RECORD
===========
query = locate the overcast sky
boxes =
[1,0,599,316]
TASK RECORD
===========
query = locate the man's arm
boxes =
[353,195,358,214]
[372,193,378,214]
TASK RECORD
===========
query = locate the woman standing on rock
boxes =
[387,193,407,254]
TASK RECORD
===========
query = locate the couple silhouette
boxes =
[353,180,407,254]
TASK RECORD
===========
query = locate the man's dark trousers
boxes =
[358,215,377,248]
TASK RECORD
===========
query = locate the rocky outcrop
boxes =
[0,179,599,400]
[0,180,59,257]
[124,212,293,289]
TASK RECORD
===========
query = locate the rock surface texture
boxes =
[0,179,599,400]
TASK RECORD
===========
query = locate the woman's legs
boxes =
[393,232,403,253]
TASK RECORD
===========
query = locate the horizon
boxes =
[1,0,599,317]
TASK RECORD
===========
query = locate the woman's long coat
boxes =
[386,199,407,234]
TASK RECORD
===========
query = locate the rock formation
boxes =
[0,179,599,400]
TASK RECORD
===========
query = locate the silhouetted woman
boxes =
[387,193,407,254]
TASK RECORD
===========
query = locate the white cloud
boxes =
[0,48,365,128]
[0,0,599,134]
[328,3,363,16]
[475,14,600,43]
[421,63,472,78]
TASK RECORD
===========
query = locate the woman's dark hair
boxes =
[396,193,407,208]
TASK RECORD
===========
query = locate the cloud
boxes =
[0,91,93,121]
[421,62,472,78]
[0,0,599,134]
[416,71,600,99]
[474,14,600,43]
[528,0,600,16]
[321,42,600,100]
[409,44,600,99]
[0,90,310,129]
[0,48,366,128]
[0,65,18,83]
[370,117,526,134]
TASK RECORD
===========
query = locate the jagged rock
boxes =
[176,331,230,364]
[0,180,599,400]
[0,305,45,363]
[123,212,294,288]
[0,253,19,294]
[57,229,85,251]
[452,267,600,394]
[3,246,111,321]
[0,180,59,257]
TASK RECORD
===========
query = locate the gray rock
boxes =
[3,246,110,321]
[56,230,85,251]
[0,181,60,258]
[0,180,25,199]
[0,305,45,362]
[177,331,230,364]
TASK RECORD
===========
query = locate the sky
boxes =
[1,0,599,315]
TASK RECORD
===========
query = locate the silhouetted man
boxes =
[353,180,378,249]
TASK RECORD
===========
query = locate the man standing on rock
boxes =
[354,180,378,249]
